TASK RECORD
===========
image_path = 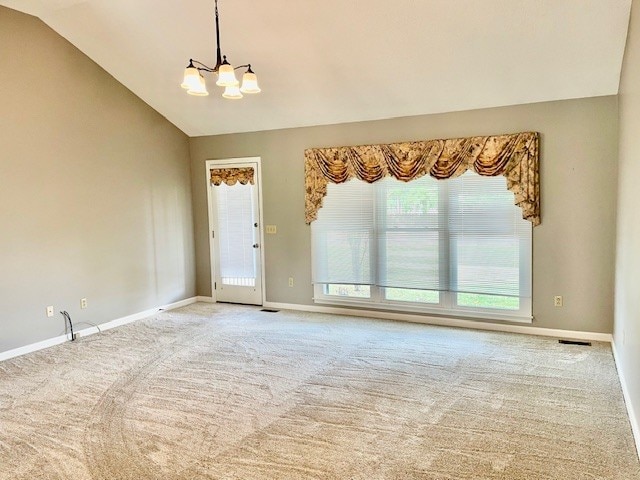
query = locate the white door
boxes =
[207,159,263,305]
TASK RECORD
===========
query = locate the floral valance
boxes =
[210,167,255,186]
[304,131,540,226]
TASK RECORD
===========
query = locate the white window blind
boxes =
[311,171,532,319]
[215,182,256,286]
[376,175,442,291]
[448,173,531,298]
[311,179,374,285]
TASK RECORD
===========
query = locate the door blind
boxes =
[215,182,256,286]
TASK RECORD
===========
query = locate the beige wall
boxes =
[0,7,195,352]
[190,96,618,333]
[615,0,640,444]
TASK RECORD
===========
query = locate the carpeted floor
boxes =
[0,303,638,479]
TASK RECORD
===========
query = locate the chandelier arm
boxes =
[191,59,218,73]
[233,64,251,70]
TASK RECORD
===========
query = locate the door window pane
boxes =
[216,182,256,286]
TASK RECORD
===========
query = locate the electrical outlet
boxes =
[554,295,563,307]
[266,225,277,234]
[80,298,87,309]
[288,277,294,287]
[46,306,54,317]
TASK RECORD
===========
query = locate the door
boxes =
[207,158,263,305]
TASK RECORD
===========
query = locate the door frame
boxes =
[205,157,266,305]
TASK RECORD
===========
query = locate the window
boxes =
[311,171,532,322]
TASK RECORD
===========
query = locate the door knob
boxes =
[253,243,259,248]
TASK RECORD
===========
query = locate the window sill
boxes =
[312,296,533,324]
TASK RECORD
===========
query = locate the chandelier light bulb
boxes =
[240,66,260,94]
[187,74,209,96]
[216,57,239,87]
[181,63,200,90]
[222,84,243,99]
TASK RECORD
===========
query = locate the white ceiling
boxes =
[1,0,632,137]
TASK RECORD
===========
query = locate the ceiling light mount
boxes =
[181,0,260,99]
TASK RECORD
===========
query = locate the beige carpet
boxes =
[0,303,638,479]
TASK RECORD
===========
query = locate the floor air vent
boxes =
[260,309,280,313]
[558,339,592,346]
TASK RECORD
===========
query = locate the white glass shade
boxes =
[187,74,209,96]
[222,85,243,99]
[216,63,239,87]
[181,66,200,90]
[240,72,261,94]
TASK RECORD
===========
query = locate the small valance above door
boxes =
[210,167,255,186]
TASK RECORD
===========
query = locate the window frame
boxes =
[311,174,533,324]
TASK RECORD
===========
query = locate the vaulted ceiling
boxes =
[0,0,632,136]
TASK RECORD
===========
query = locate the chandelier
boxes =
[180,0,260,99]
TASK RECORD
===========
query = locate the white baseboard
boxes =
[612,340,640,460]
[262,301,613,343]
[0,335,70,363]
[0,296,200,362]
[196,296,215,303]
[161,297,200,310]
